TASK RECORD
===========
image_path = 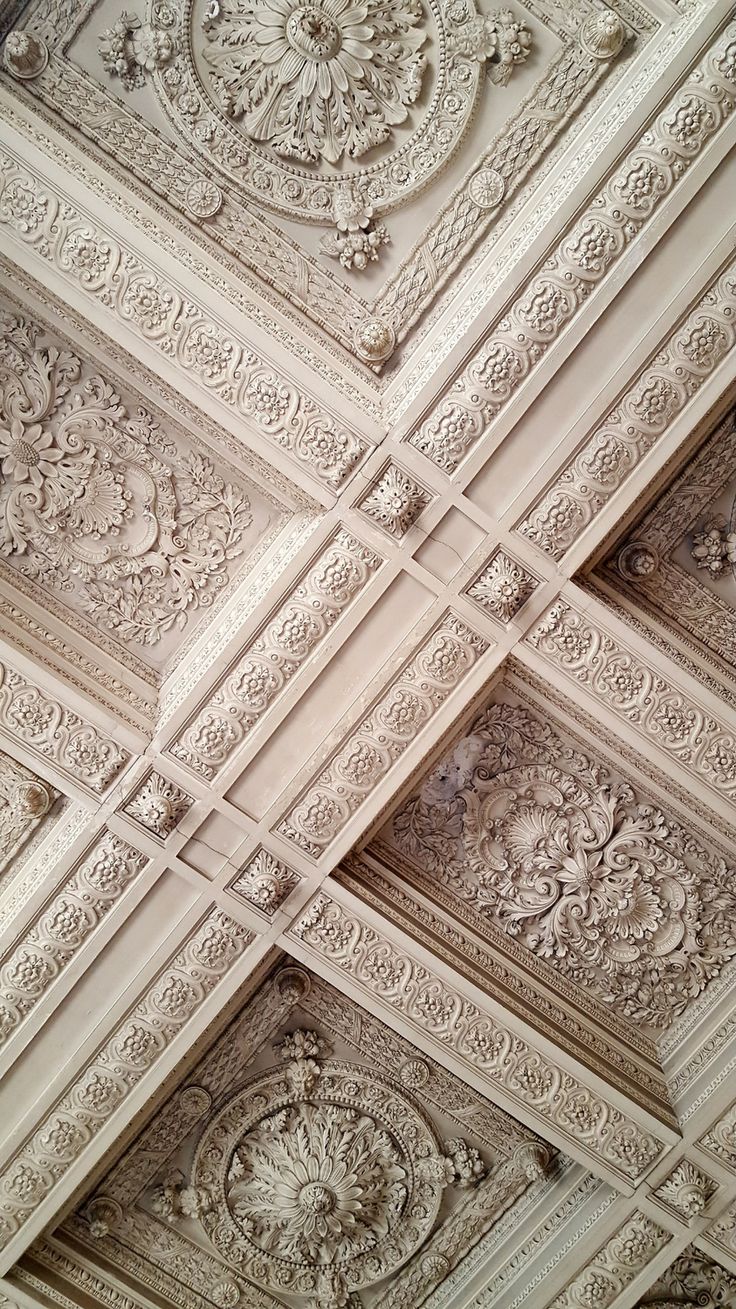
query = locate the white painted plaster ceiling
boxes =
[0,0,735,1305]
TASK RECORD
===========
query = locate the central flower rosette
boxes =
[203,0,427,163]
[226,1100,407,1263]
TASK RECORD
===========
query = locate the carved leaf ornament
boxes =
[391,705,736,1026]
[191,1033,458,1304]
[144,0,532,263]
[0,314,253,650]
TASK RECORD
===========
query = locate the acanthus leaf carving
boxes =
[229,847,301,915]
[0,310,260,657]
[203,0,428,165]
[122,772,193,839]
[388,702,736,1028]
[653,1159,717,1220]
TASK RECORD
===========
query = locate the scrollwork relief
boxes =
[388,702,736,1027]
[640,1251,736,1307]
[0,155,370,483]
[527,601,736,804]
[547,1211,670,1308]
[0,831,148,1047]
[0,309,263,660]
[169,529,381,780]
[0,661,128,794]
[410,30,736,470]
[0,910,251,1249]
[517,263,736,560]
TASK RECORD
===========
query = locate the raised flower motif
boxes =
[204,0,427,163]
[226,1101,407,1262]
[0,419,62,487]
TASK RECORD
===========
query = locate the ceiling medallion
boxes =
[149,0,532,270]
[193,1052,448,1304]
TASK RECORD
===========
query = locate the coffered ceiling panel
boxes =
[0,1,735,1307]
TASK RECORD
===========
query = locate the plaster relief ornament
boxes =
[320,187,390,271]
[191,1033,453,1305]
[0,313,256,657]
[389,704,736,1028]
[2,31,49,80]
[691,518,736,578]
[99,13,177,90]
[203,0,427,164]
[150,0,532,276]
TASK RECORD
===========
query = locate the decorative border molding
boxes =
[0,660,129,794]
[340,854,674,1124]
[517,260,736,559]
[472,1175,615,1309]
[0,832,148,1049]
[168,528,382,780]
[545,1210,671,1308]
[526,600,736,804]
[0,909,252,1250]
[409,25,736,472]
[278,613,489,856]
[0,149,372,489]
[289,892,665,1182]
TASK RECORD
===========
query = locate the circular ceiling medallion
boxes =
[193,1058,445,1302]
[151,0,486,222]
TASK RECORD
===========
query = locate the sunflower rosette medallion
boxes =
[191,1030,452,1302]
[204,0,427,164]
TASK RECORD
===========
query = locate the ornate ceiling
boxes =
[0,0,734,1306]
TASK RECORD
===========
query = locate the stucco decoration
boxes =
[0,309,277,665]
[386,702,736,1027]
[149,0,532,265]
[194,1053,447,1304]
[0,749,56,875]
[639,1250,736,1307]
[66,968,540,1309]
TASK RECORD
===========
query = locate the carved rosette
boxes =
[151,0,532,232]
[193,1057,447,1302]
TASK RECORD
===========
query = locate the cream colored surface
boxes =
[0,1,734,1306]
